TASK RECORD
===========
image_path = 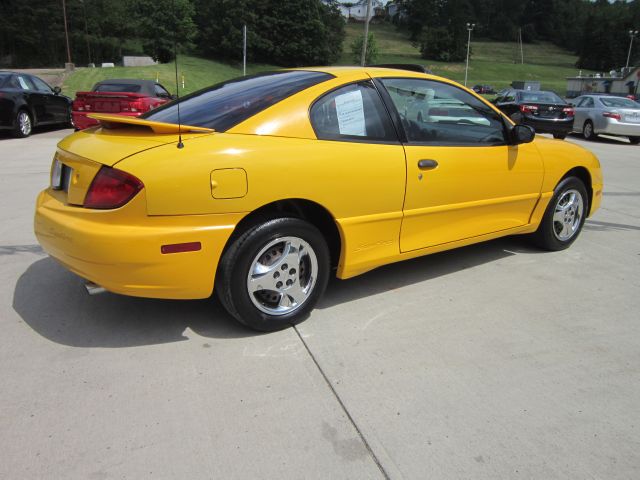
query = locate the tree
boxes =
[351,32,378,64]
[195,0,344,67]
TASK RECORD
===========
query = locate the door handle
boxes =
[418,159,438,170]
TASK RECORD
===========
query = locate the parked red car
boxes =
[72,79,174,130]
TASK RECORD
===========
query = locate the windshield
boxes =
[599,97,639,108]
[518,91,565,104]
[143,70,333,132]
[94,83,143,93]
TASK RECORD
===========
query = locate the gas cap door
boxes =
[210,168,248,199]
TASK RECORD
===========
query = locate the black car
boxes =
[0,71,72,138]
[493,89,574,139]
[472,84,495,94]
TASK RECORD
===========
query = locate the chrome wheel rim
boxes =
[552,189,584,241]
[246,236,318,316]
[583,122,592,138]
[18,112,31,136]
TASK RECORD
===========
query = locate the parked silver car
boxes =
[571,94,640,144]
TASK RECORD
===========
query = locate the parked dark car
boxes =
[472,84,495,94]
[493,89,574,139]
[0,71,72,137]
[72,79,174,130]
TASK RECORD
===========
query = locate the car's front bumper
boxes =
[34,188,245,299]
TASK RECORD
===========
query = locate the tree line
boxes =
[0,0,344,68]
[0,0,638,71]
[397,0,640,70]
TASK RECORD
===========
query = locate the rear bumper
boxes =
[34,189,245,299]
[72,111,143,130]
[522,116,574,134]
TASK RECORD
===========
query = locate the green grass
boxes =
[341,23,590,95]
[63,23,590,97]
[61,56,272,97]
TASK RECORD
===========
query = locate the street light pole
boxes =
[464,23,475,87]
[61,0,72,65]
[626,30,638,69]
[360,0,372,67]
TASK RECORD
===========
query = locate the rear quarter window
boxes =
[143,70,333,132]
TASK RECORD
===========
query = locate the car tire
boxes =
[216,217,330,332]
[531,176,588,251]
[553,133,567,140]
[583,120,596,141]
[629,136,640,145]
[13,109,32,138]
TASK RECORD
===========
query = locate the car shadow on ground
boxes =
[12,236,543,348]
[567,132,634,145]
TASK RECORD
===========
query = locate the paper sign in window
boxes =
[335,90,366,136]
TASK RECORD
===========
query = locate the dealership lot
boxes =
[1,129,638,479]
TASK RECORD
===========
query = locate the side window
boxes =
[16,75,35,91]
[380,78,507,146]
[154,84,170,98]
[31,76,52,93]
[310,81,397,142]
[504,91,516,102]
[583,98,594,108]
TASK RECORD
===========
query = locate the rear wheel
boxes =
[553,133,567,140]
[216,217,330,331]
[629,136,640,145]
[532,176,588,251]
[13,110,32,138]
[583,120,596,141]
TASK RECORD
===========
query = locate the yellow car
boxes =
[35,66,603,331]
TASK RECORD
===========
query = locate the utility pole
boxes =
[519,28,524,64]
[243,24,247,76]
[61,0,72,66]
[360,0,372,67]
[464,23,475,87]
[626,30,638,69]
[81,0,91,65]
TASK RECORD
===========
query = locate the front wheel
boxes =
[216,217,330,331]
[532,176,588,251]
[629,136,640,145]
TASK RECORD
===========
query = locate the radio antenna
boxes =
[172,1,184,149]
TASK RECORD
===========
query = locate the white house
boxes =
[323,0,389,22]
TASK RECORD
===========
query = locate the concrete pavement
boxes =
[0,128,638,479]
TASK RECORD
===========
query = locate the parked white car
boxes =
[571,94,640,144]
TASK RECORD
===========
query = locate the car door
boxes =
[377,77,544,252]
[30,75,68,123]
[574,96,593,131]
[15,74,48,123]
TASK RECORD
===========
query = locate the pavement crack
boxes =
[293,325,390,480]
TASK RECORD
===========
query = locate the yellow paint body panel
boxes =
[34,66,603,299]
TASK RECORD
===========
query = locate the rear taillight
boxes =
[562,107,574,117]
[520,104,538,114]
[83,166,143,209]
[603,112,621,121]
[72,99,83,111]
[122,100,147,113]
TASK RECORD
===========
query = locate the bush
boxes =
[351,32,378,65]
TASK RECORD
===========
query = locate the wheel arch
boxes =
[561,166,592,213]
[223,198,343,270]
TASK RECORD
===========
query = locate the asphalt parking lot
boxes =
[1,128,638,479]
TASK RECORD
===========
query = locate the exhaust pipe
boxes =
[85,281,106,296]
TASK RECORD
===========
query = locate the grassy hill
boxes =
[62,22,587,97]
[341,22,589,94]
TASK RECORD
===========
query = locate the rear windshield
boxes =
[94,83,143,93]
[518,91,565,104]
[599,97,638,108]
[143,70,333,132]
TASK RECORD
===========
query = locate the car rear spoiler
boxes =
[87,113,215,134]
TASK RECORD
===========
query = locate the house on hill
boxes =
[322,0,388,22]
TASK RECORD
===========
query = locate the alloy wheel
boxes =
[552,189,584,241]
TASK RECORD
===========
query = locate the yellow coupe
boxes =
[35,66,603,331]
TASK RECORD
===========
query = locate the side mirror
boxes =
[53,86,62,95]
[511,124,535,144]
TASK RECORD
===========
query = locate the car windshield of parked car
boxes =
[143,70,333,132]
[95,83,143,93]
[518,91,565,104]
[599,97,638,108]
